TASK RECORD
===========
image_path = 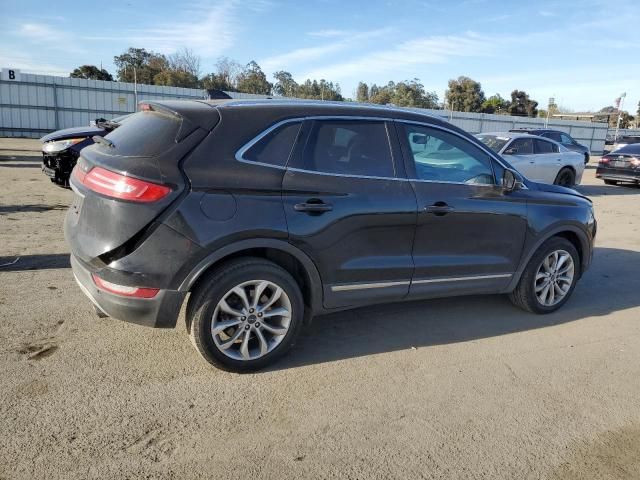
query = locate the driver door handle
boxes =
[424,202,453,216]
[294,200,333,213]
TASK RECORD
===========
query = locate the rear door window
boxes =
[242,122,302,167]
[535,138,558,153]
[545,131,562,142]
[508,138,534,154]
[296,120,395,177]
[97,111,182,157]
[560,133,574,144]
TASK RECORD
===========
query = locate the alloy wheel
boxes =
[534,249,575,307]
[211,280,292,361]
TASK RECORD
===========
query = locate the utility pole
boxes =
[614,92,626,140]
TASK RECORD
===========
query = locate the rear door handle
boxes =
[294,200,333,213]
[424,202,453,216]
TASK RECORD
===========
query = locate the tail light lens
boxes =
[73,166,171,202]
[92,274,159,298]
[599,157,610,164]
[631,158,640,167]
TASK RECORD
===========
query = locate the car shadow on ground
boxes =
[0,203,68,214]
[0,254,70,271]
[0,162,42,168]
[273,246,640,371]
[575,184,639,197]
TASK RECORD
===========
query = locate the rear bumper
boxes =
[71,254,185,328]
[595,167,640,183]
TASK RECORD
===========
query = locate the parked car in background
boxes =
[509,128,590,164]
[66,99,596,372]
[610,135,640,153]
[476,132,585,186]
[596,144,640,186]
[40,114,130,187]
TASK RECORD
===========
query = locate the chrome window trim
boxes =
[235,115,527,189]
[287,167,406,182]
[395,119,513,173]
[236,115,398,178]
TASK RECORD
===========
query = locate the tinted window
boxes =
[535,139,557,153]
[98,111,182,157]
[508,138,534,154]
[300,120,394,177]
[545,131,562,142]
[560,133,574,144]
[402,124,494,185]
[476,134,509,153]
[243,122,301,167]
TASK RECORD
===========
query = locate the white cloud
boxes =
[308,29,353,38]
[260,28,391,73]
[301,32,494,81]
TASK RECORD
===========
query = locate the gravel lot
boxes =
[1,137,639,480]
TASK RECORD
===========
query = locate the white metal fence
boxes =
[0,70,609,153]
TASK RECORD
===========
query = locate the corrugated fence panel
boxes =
[0,72,609,151]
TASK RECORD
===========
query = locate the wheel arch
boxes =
[179,239,323,313]
[506,225,590,292]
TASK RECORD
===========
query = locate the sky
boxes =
[1,0,639,113]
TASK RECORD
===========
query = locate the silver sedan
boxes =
[476,132,585,186]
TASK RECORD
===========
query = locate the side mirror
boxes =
[503,147,517,155]
[502,169,523,192]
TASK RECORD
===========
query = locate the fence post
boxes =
[53,82,59,130]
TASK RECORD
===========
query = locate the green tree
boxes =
[201,57,243,92]
[236,61,272,95]
[445,76,485,112]
[113,47,168,85]
[365,80,438,108]
[273,71,298,96]
[70,65,113,81]
[508,90,538,117]
[481,94,508,114]
[356,82,369,103]
[153,69,199,88]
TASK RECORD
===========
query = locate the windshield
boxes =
[475,134,510,153]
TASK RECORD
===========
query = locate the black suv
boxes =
[65,100,596,371]
[509,128,590,164]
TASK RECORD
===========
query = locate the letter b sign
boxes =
[2,68,21,81]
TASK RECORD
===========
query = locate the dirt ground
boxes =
[1,137,639,480]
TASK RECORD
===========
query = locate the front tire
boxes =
[509,237,580,314]
[554,168,576,186]
[187,258,304,372]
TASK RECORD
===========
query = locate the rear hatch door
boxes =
[65,102,219,265]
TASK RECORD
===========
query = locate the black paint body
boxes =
[64,100,596,328]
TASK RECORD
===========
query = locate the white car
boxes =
[475,132,585,186]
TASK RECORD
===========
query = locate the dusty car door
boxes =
[396,121,528,299]
[282,118,417,309]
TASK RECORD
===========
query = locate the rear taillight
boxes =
[599,157,610,164]
[92,274,159,298]
[73,166,171,202]
[631,158,640,167]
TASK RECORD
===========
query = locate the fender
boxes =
[177,238,324,312]
[505,224,591,292]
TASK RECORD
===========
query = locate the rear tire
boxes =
[187,257,304,372]
[554,168,575,186]
[584,153,589,164]
[509,237,580,314]
[604,179,617,185]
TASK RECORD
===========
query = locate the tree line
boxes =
[69,47,637,123]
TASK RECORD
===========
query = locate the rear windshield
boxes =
[614,144,640,155]
[96,111,181,157]
[476,134,509,153]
